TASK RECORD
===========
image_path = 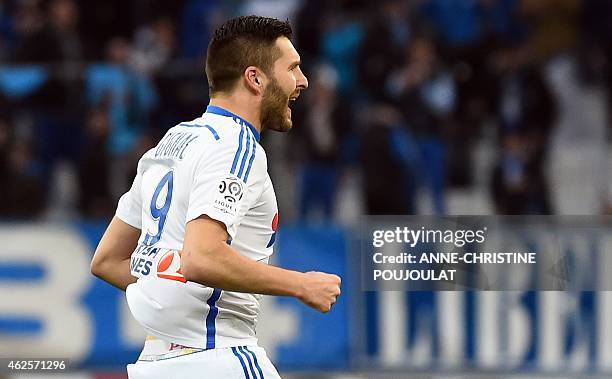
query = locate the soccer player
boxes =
[90,15,341,379]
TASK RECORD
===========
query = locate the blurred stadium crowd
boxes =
[0,0,610,221]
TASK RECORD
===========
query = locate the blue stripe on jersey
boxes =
[206,105,260,142]
[243,132,257,183]
[231,347,250,378]
[244,346,265,379]
[202,125,220,140]
[238,346,259,379]
[230,125,245,175]
[266,232,276,248]
[205,288,222,349]
[237,130,252,180]
[178,123,220,140]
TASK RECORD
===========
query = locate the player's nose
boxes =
[297,67,308,90]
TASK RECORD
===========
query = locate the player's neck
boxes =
[209,95,262,134]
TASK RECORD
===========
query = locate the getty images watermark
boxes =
[360,216,612,291]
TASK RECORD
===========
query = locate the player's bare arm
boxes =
[91,216,140,291]
[181,216,341,313]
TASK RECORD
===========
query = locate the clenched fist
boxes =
[297,271,341,313]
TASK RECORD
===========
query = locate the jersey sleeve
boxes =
[116,159,144,229]
[186,127,262,239]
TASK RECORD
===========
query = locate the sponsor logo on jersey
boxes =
[156,250,186,283]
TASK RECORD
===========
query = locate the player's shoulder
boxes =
[151,114,238,161]
[197,112,264,159]
[195,112,267,181]
[161,109,266,172]
[176,113,252,148]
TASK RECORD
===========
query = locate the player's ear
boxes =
[244,66,266,95]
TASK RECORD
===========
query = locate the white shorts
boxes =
[127,344,281,379]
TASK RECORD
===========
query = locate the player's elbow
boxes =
[90,257,104,279]
[90,250,110,279]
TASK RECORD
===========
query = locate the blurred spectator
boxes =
[291,65,350,222]
[491,132,533,214]
[46,0,85,111]
[319,10,365,96]
[294,0,326,73]
[180,0,222,59]
[47,0,83,63]
[12,0,83,64]
[490,48,556,214]
[357,0,412,102]
[388,36,455,214]
[9,0,84,110]
[580,0,612,123]
[360,104,419,215]
[0,117,11,214]
[519,0,580,61]
[3,138,45,218]
[11,0,55,62]
[0,0,14,61]
[78,0,134,59]
[86,36,158,194]
[131,17,176,75]
[77,106,113,219]
[484,0,529,47]
[144,11,208,135]
[420,0,488,50]
[420,0,496,188]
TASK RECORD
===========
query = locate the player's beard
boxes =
[260,77,292,132]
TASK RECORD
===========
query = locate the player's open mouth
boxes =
[287,96,297,118]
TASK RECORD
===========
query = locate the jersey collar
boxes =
[205,105,261,142]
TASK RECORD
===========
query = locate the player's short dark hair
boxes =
[205,16,293,96]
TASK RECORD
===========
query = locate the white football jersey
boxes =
[116,105,279,349]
